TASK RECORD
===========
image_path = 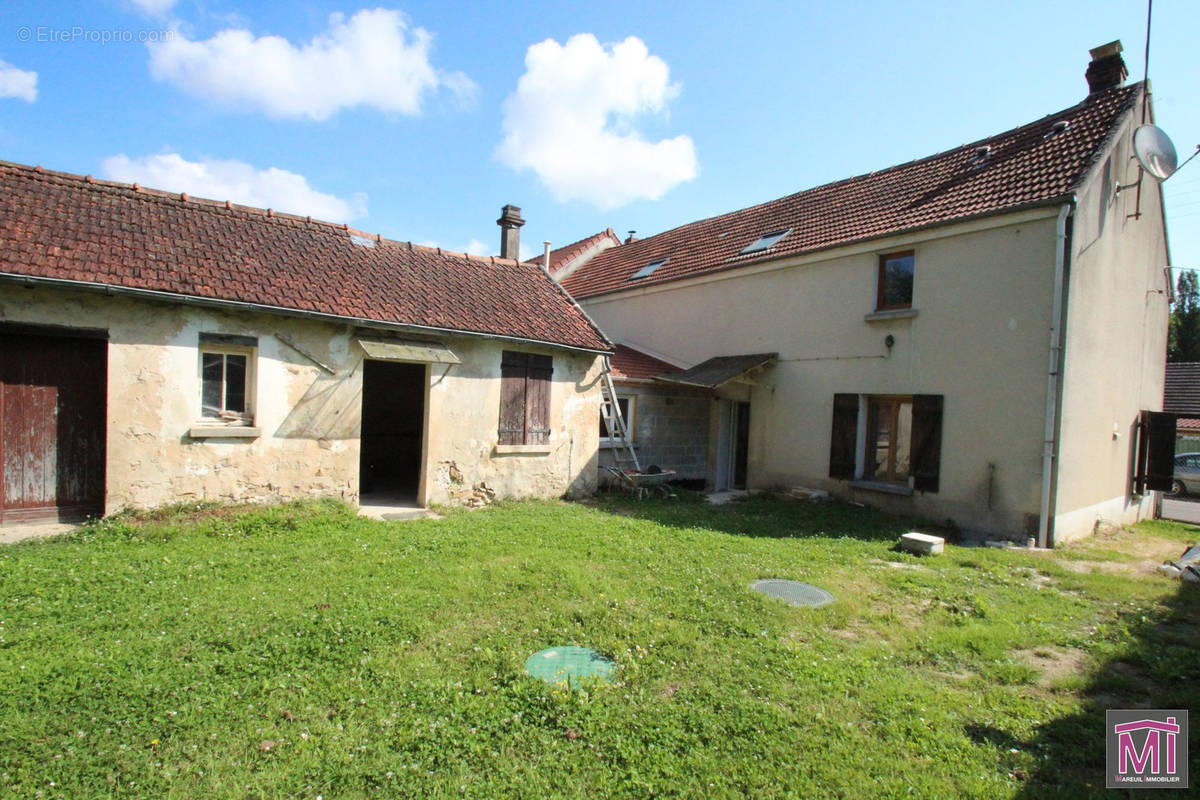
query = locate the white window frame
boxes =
[600,394,636,446]
[198,342,256,426]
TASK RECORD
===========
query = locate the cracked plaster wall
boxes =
[0,285,602,513]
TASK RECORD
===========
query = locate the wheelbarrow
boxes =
[605,466,677,499]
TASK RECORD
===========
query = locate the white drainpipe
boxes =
[1038,202,1074,548]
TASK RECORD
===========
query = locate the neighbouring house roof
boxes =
[655,353,778,390]
[0,161,611,353]
[1165,362,1200,416]
[528,229,622,281]
[1177,418,1200,432]
[561,83,1140,299]
[608,344,682,382]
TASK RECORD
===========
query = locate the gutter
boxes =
[1038,202,1074,548]
[575,197,1072,302]
[0,272,613,357]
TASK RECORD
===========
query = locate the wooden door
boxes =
[0,331,107,523]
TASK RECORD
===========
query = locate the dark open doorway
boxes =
[359,360,426,503]
[733,401,751,490]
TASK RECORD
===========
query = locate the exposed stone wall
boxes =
[420,338,602,505]
[598,384,709,479]
[0,285,602,514]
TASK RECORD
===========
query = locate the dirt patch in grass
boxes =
[1036,531,1190,577]
[1012,647,1088,689]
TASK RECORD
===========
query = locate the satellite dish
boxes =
[1133,124,1179,181]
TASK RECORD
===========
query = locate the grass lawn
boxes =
[1,494,1197,798]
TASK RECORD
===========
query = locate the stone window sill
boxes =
[189,425,261,440]
[494,444,552,455]
[851,479,913,496]
[864,308,918,323]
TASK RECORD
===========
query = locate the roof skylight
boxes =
[630,258,668,280]
[349,233,376,248]
[739,228,791,255]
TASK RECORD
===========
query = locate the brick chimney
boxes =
[1086,40,1127,95]
[497,204,525,260]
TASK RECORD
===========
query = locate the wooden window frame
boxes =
[876,250,915,311]
[498,351,553,446]
[865,395,913,483]
[199,344,256,424]
[829,392,942,493]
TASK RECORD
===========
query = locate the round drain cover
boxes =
[751,579,834,607]
[525,646,616,687]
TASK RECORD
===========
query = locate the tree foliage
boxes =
[1169,271,1200,362]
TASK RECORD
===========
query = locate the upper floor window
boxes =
[877,251,915,310]
[199,333,256,424]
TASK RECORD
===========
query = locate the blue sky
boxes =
[0,0,1196,270]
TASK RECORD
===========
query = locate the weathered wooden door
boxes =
[0,330,107,523]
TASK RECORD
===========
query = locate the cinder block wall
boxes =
[599,386,709,479]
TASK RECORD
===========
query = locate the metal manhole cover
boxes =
[525,646,616,687]
[751,579,834,607]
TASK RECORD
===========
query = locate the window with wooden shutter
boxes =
[910,394,944,493]
[829,393,858,479]
[829,392,943,492]
[498,351,553,445]
[1134,410,1176,493]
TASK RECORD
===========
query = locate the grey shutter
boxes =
[911,394,943,493]
[829,394,858,479]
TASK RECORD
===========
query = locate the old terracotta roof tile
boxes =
[0,161,610,352]
[562,84,1140,299]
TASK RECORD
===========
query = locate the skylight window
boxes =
[739,228,791,255]
[631,258,668,280]
[349,233,376,248]
[1043,120,1071,140]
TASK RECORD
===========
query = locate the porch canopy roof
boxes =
[654,353,777,390]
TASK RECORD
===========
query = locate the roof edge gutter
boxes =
[574,198,1070,302]
[0,272,613,357]
[1038,201,1074,548]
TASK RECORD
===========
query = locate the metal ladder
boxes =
[600,357,640,472]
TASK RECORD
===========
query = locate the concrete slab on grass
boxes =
[900,532,945,556]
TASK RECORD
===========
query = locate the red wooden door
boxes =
[0,331,106,523]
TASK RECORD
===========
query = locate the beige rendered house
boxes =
[0,169,611,525]
[557,43,1171,545]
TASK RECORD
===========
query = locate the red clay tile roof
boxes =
[528,229,622,276]
[609,344,681,381]
[0,161,610,352]
[562,84,1140,299]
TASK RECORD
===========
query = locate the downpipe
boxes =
[1038,203,1073,548]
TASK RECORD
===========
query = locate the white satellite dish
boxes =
[1133,124,1179,181]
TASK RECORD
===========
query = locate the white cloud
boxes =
[0,61,37,102]
[497,34,697,209]
[147,9,475,120]
[127,0,176,17]
[463,238,490,256]
[100,152,366,222]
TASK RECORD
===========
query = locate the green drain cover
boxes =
[751,579,834,607]
[525,646,616,687]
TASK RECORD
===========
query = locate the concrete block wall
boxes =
[599,386,710,479]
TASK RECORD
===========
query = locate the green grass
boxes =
[1,494,1197,798]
